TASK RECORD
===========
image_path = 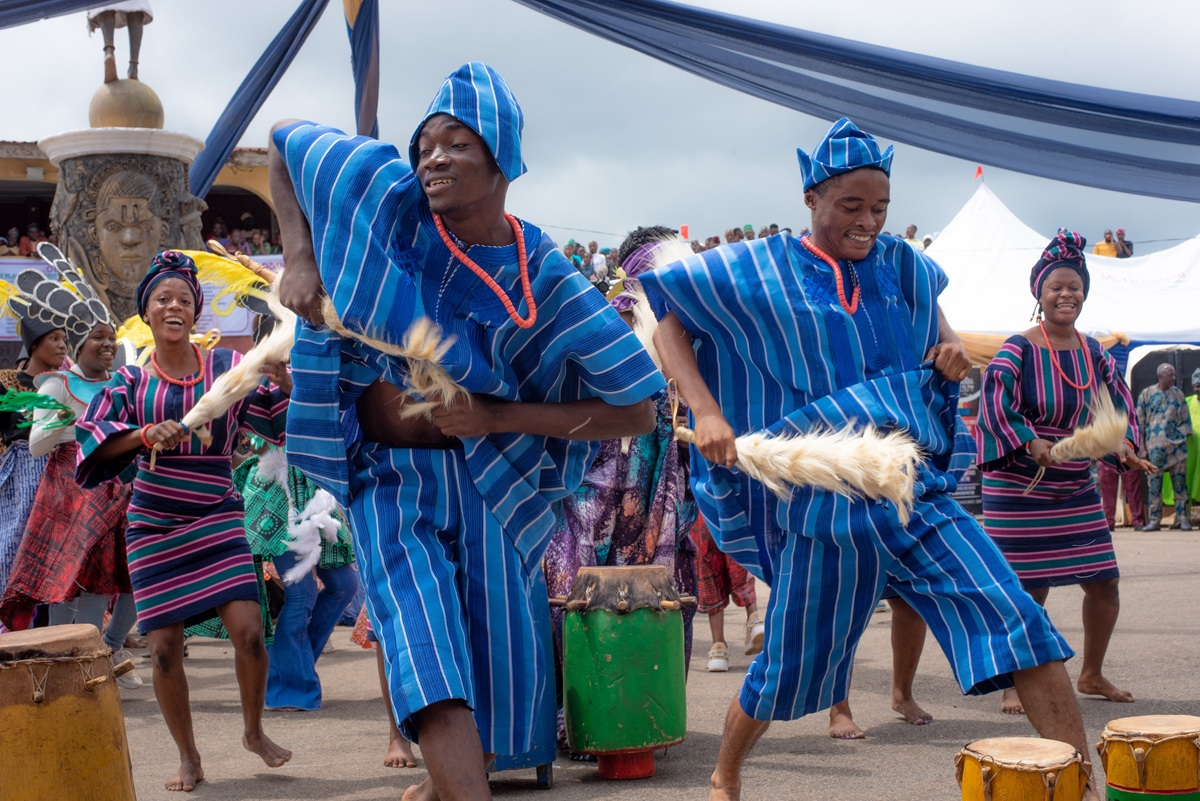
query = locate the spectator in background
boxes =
[903,224,923,250]
[757,226,768,239]
[768,223,780,236]
[1093,229,1118,258]
[0,227,20,257]
[724,228,738,244]
[743,224,756,241]
[207,218,231,249]
[246,230,279,256]
[922,234,934,250]
[1136,363,1191,531]
[1115,229,1133,258]
[18,223,48,257]
[588,241,607,278]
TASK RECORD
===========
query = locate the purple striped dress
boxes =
[76,348,287,634]
[976,334,1138,588]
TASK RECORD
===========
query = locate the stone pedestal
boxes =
[39,127,205,322]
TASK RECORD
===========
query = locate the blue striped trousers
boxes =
[347,445,549,754]
[739,490,1073,721]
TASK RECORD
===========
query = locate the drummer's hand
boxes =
[431,394,495,438]
[261,360,292,396]
[693,412,738,468]
[925,340,971,382]
[144,421,188,450]
[1027,438,1055,468]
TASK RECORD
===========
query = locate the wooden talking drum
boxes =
[956,737,1086,801]
[1098,715,1200,799]
[0,624,137,801]
[561,565,691,780]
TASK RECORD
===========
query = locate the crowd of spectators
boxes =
[1093,228,1134,258]
[0,223,54,258]
[205,215,281,257]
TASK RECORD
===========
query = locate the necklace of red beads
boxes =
[1038,319,1092,391]
[800,235,859,314]
[151,343,205,388]
[434,212,537,329]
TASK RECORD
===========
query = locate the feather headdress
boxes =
[6,243,117,353]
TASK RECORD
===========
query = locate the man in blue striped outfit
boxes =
[269,63,663,800]
[643,118,1099,801]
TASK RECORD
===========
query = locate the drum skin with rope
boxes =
[1098,715,1200,799]
[0,624,137,801]
[956,737,1086,801]
[559,565,693,779]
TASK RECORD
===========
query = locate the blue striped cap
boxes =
[409,62,527,182]
[797,118,894,191]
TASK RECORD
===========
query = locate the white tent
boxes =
[930,184,1200,342]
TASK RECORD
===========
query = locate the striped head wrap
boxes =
[409,61,526,182]
[797,117,894,191]
[1030,231,1090,300]
[136,250,203,318]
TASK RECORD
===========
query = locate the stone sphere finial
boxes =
[89,79,164,129]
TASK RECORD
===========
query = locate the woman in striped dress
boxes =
[77,251,292,792]
[977,231,1152,715]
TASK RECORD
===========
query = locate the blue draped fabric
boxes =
[0,0,97,28]
[511,0,1200,202]
[344,0,379,138]
[188,0,332,198]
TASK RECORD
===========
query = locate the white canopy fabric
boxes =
[929,184,1200,342]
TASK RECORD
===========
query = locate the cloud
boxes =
[2,0,1196,253]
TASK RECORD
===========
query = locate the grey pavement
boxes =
[117,528,1200,800]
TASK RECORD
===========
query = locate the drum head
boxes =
[1105,715,1200,738]
[964,737,1080,767]
[0,624,106,663]
[566,565,682,611]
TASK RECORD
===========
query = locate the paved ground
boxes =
[116,527,1200,800]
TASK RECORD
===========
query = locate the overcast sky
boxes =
[3,0,1198,254]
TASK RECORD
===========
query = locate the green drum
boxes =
[562,565,689,779]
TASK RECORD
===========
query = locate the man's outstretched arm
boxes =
[269,120,325,325]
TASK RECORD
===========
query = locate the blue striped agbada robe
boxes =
[639,233,1072,721]
[274,114,662,751]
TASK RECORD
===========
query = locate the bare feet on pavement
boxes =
[828,706,866,739]
[386,735,420,768]
[1077,673,1134,703]
[165,759,204,792]
[892,695,933,725]
[1000,687,1025,714]
[710,768,740,801]
[402,776,440,801]
[243,731,292,767]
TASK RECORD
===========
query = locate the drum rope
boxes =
[0,651,112,669]
[27,663,51,704]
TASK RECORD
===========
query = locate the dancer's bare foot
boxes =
[1077,673,1135,703]
[710,768,740,801]
[243,731,292,767]
[828,707,866,739]
[1000,687,1025,714]
[892,696,933,725]
[164,759,204,792]
[401,776,440,801]
[385,734,419,768]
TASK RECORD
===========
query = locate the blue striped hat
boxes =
[797,118,894,191]
[409,62,527,182]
